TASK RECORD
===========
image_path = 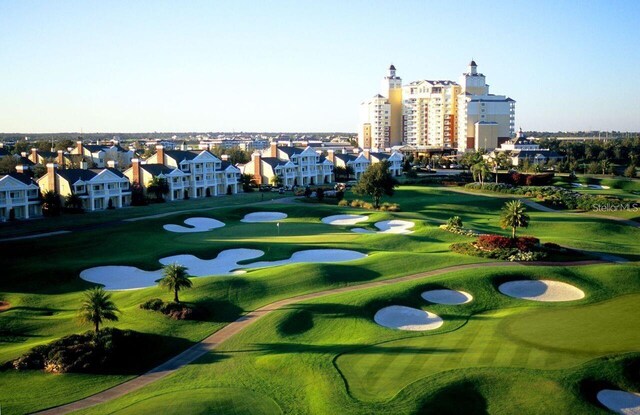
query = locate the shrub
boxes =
[515,236,540,251]
[12,328,146,374]
[140,298,164,311]
[447,216,463,228]
[379,202,400,212]
[337,199,348,207]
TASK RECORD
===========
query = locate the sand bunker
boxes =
[351,220,415,235]
[597,389,640,415]
[421,289,473,305]
[498,279,585,302]
[163,217,225,233]
[80,266,163,291]
[570,183,611,190]
[322,214,368,226]
[80,249,366,290]
[0,301,10,312]
[374,306,443,331]
[241,212,288,222]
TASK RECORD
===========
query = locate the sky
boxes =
[1,0,639,133]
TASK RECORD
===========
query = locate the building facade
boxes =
[0,171,41,220]
[359,61,515,152]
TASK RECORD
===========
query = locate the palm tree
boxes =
[41,190,61,216]
[65,193,84,211]
[78,287,120,333]
[159,263,192,303]
[471,162,491,188]
[499,200,530,239]
[147,177,169,201]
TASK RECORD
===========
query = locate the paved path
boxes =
[443,187,640,227]
[0,230,71,243]
[35,259,603,415]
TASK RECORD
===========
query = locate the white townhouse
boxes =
[366,150,404,177]
[71,141,135,169]
[327,150,370,180]
[145,146,241,198]
[0,170,41,220]
[240,143,334,187]
[38,163,132,211]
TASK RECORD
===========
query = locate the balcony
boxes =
[92,190,105,196]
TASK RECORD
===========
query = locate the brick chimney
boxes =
[363,149,371,160]
[220,154,230,162]
[270,142,278,157]
[326,150,335,164]
[20,151,27,158]
[76,140,83,155]
[131,158,141,184]
[29,148,38,163]
[251,152,262,185]
[15,165,29,174]
[46,163,58,193]
[156,145,165,165]
[57,150,64,165]
[80,160,88,170]
[107,160,117,169]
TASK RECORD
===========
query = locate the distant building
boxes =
[488,129,563,167]
[358,61,515,152]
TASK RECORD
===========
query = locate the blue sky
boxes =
[1,0,639,133]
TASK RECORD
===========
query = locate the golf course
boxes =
[0,185,639,414]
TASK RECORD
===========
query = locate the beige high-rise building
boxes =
[358,65,402,150]
[402,80,461,148]
[359,61,515,152]
[457,61,515,152]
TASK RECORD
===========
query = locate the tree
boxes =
[41,190,61,216]
[624,163,637,178]
[147,177,169,201]
[241,174,254,192]
[159,263,192,303]
[65,193,84,211]
[499,200,530,239]
[471,161,491,188]
[78,287,120,333]
[270,174,283,188]
[352,161,397,209]
[0,155,18,174]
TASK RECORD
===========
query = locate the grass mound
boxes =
[140,298,206,320]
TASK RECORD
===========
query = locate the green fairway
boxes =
[111,388,282,415]
[1,185,639,414]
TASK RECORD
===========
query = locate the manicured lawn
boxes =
[71,263,640,415]
[1,185,638,414]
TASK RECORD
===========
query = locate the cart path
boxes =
[35,259,604,415]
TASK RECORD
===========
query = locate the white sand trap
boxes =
[80,249,366,290]
[159,249,265,276]
[351,220,415,235]
[163,217,225,233]
[597,389,640,415]
[421,289,473,305]
[589,184,611,189]
[245,249,366,269]
[241,212,288,222]
[498,279,585,302]
[80,266,163,291]
[322,214,368,226]
[374,305,443,331]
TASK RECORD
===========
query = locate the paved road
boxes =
[35,259,603,415]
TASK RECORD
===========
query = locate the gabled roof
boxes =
[84,144,107,153]
[0,148,10,157]
[18,156,35,166]
[57,169,97,184]
[141,164,176,176]
[261,157,288,169]
[334,153,358,163]
[3,172,37,186]
[164,150,198,162]
[277,146,304,157]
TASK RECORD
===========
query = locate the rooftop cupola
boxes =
[469,59,478,75]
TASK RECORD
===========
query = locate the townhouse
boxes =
[38,163,132,211]
[144,146,241,198]
[70,140,134,168]
[0,168,41,220]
